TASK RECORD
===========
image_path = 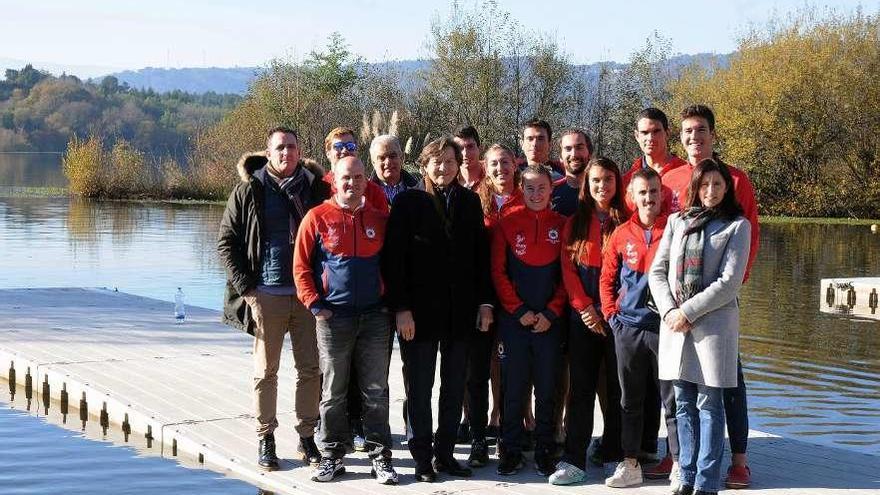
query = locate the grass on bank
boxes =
[760,216,880,226]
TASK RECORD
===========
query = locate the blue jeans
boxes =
[675,380,725,493]
[315,308,392,459]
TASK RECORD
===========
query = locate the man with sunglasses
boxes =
[323,127,389,213]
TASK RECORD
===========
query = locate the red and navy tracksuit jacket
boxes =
[599,212,667,331]
[293,199,387,316]
[491,206,567,321]
[560,214,606,314]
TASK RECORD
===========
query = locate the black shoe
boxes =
[693,491,716,495]
[496,452,524,475]
[258,433,280,471]
[673,486,695,495]
[456,421,472,444]
[534,449,556,477]
[414,461,436,482]
[297,436,321,466]
[468,438,489,467]
[433,456,473,477]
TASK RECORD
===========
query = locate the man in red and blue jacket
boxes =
[293,156,398,484]
[599,167,672,488]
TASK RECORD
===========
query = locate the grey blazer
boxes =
[648,213,751,388]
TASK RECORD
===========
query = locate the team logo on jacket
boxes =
[324,225,340,250]
[514,232,527,256]
[547,228,559,244]
[365,227,376,239]
[625,240,639,266]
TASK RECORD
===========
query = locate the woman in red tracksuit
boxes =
[551,156,628,485]
[491,165,567,477]
[464,143,524,467]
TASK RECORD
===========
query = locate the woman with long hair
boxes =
[648,158,751,495]
[464,143,523,467]
[551,156,627,485]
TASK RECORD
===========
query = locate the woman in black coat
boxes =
[381,136,494,482]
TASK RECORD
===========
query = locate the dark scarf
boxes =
[424,177,458,239]
[674,207,720,305]
[265,164,311,234]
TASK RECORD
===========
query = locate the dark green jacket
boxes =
[217,152,330,334]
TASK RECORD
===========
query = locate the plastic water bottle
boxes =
[174,288,186,324]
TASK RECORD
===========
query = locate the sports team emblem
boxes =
[547,228,559,244]
[625,240,638,266]
[365,227,376,239]
[514,232,527,256]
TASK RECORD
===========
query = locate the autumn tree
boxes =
[667,8,880,217]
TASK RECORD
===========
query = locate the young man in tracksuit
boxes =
[600,167,668,488]
[491,165,567,476]
[293,156,398,484]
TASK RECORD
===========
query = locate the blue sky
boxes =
[1,0,875,74]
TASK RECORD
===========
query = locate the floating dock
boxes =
[819,277,880,322]
[1,288,878,494]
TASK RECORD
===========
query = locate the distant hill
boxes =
[103,67,260,95]
[100,53,730,96]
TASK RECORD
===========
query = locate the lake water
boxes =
[1,158,879,490]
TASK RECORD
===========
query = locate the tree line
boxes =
[0,64,240,155]
[60,3,880,218]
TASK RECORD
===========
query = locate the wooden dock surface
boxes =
[1,288,878,494]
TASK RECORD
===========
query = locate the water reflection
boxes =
[1,197,879,456]
[0,152,66,187]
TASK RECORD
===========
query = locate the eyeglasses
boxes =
[332,141,358,152]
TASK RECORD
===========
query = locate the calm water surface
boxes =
[0,397,255,495]
[1,155,879,490]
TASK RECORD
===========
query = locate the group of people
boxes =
[216,104,759,495]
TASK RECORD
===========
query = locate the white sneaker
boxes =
[311,457,345,482]
[371,456,399,485]
[605,460,643,488]
[549,461,586,485]
[669,461,681,491]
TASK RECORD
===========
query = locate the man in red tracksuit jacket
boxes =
[293,156,398,485]
[600,167,669,488]
[621,107,687,213]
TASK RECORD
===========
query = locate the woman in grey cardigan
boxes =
[648,158,751,495]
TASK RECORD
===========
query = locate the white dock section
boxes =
[819,277,880,321]
[1,288,879,494]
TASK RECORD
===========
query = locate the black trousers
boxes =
[613,323,679,458]
[465,327,494,441]
[562,313,622,469]
[399,338,468,465]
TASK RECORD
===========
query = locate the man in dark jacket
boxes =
[217,126,330,471]
[381,136,494,482]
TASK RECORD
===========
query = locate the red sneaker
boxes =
[725,464,751,489]
[643,455,673,479]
